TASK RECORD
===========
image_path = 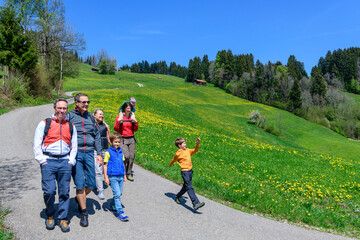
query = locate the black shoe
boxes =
[193,202,205,210]
[80,213,88,227]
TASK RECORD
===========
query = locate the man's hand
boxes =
[124,175,127,182]
[97,155,103,166]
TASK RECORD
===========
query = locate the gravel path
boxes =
[0,101,352,240]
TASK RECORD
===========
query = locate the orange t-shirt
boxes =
[169,144,199,171]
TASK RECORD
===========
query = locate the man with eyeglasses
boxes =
[69,93,103,227]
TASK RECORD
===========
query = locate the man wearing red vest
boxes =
[33,98,77,233]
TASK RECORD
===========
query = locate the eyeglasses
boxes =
[77,101,90,104]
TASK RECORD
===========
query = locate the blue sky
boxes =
[63,0,360,74]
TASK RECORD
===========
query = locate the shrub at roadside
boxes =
[0,204,14,240]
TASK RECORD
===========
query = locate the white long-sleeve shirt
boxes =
[33,115,77,165]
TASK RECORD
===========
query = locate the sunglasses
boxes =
[77,101,90,104]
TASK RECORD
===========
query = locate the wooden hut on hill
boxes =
[192,79,207,86]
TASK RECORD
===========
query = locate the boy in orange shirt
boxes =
[169,137,205,210]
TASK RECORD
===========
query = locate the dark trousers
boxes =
[41,158,72,220]
[176,170,199,206]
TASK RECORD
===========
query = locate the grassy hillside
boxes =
[64,64,360,236]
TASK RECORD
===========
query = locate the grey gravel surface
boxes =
[0,101,352,240]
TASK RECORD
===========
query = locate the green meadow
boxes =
[65,64,360,236]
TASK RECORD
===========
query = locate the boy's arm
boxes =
[169,153,179,167]
[190,144,199,155]
[190,137,201,155]
[103,151,110,185]
[103,162,109,186]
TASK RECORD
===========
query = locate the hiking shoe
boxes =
[97,190,105,200]
[127,176,134,181]
[45,216,55,230]
[59,220,70,233]
[193,202,205,211]
[80,213,88,227]
[175,196,181,204]
[117,212,129,222]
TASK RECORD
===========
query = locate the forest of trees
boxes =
[318,47,360,93]
[200,49,360,139]
[125,48,360,139]
[0,0,85,100]
[119,60,188,78]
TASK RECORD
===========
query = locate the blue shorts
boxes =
[72,152,96,190]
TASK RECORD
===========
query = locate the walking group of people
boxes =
[33,92,204,233]
[33,93,138,232]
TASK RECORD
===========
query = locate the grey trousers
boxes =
[121,137,136,176]
[94,150,105,192]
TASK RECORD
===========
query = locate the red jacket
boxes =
[114,114,138,137]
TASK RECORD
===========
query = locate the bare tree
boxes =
[58,23,86,93]
[96,49,109,66]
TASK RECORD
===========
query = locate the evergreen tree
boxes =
[201,54,210,80]
[186,56,202,82]
[0,4,38,76]
[289,79,302,112]
[287,55,307,80]
[311,66,327,98]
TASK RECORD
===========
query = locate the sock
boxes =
[81,209,87,215]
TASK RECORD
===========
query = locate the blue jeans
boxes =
[109,175,124,213]
[41,158,72,220]
[177,170,199,206]
[73,151,96,190]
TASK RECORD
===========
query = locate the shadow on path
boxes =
[39,197,101,223]
[0,157,37,202]
[164,192,202,214]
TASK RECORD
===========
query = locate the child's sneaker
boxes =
[175,196,181,204]
[193,202,205,210]
[117,211,129,222]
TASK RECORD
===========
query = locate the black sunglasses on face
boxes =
[77,101,90,104]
